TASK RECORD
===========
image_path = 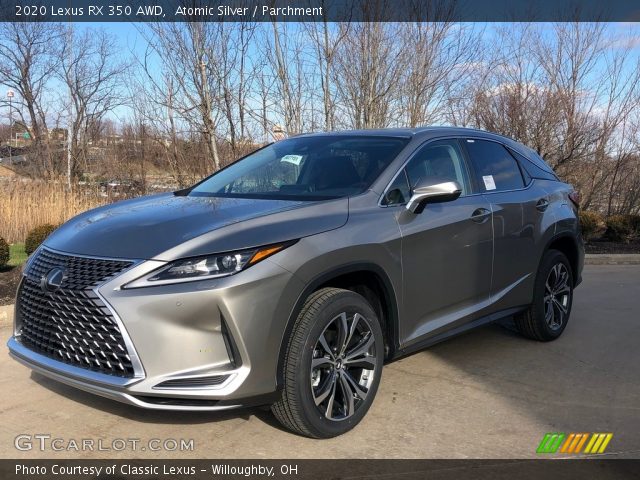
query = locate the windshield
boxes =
[189,135,410,200]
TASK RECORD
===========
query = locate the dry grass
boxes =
[0,180,109,244]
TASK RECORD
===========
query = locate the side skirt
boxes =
[388,305,528,362]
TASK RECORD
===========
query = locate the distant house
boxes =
[11,122,33,146]
[49,128,68,142]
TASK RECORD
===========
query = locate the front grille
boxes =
[17,248,136,377]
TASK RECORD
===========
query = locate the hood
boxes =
[44,193,349,260]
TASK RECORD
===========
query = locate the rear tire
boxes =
[272,287,384,438]
[514,249,574,341]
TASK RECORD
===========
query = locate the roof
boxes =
[293,126,553,171]
[297,126,516,141]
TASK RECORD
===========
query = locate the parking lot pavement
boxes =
[1,265,638,459]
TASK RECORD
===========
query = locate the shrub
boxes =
[605,215,637,243]
[579,211,605,241]
[24,224,58,255]
[0,237,9,267]
[627,214,640,233]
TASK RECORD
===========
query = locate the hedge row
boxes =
[0,237,9,267]
[0,224,58,268]
[579,211,640,243]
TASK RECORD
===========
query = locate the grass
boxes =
[0,180,109,244]
[9,243,27,267]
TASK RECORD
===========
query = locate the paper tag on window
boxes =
[482,175,496,190]
[281,155,303,166]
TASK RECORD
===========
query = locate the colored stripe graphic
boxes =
[574,433,589,453]
[538,433,613,454]
[560,433,589,453]
[584,433,613,454]
[537,433,565,453]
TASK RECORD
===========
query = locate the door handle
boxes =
[536,198,550,212]
[471,208,491,223]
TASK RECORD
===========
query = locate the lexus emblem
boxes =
[41,267,65,293]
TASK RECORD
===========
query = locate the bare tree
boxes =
[333,21,405,128]
[399,19,478,127]
[60,27,129,177]
[0,22,64,175]
[265,20,308,134]
[143,22,222,170]
[304,11,349,130]
[207,21,258,153]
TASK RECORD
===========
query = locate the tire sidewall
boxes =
[533,250,574,339]
[294,291,384,438]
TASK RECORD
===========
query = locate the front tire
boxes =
[272,287,384,438]
[514,249,574,341]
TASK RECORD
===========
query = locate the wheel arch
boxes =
[275,262,400,390]
[543,233,582,287]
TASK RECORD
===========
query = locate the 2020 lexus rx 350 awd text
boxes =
[8,127,584,437]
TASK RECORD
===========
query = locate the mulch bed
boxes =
[584,239,640,254]
[0,266,22,306]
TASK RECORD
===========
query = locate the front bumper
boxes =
[8,250,305,410]
[8,337,241,410]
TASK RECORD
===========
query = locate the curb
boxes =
[584,254,640,265]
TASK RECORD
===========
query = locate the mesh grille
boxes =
[17,248,136,377]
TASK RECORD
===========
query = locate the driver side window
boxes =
[382,139,472,205]
[405,140,472,195]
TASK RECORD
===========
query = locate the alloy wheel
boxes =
[544,263,571,331]
[310,312,377,421]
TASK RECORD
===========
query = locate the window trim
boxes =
[379,136,486,207]
[506,146,558,182]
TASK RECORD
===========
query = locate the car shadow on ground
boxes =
[30,370,292,432]
[29,372,260,425]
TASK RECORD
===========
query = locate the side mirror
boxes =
[406,179,462,214]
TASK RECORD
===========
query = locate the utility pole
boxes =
[7,90,14,163]
[66,16,73,190]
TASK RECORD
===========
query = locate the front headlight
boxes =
[123,242,294,288]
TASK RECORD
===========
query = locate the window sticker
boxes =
[281,154,303,166]
[482,175,496,190]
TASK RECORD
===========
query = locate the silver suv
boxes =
[8,127,584,438]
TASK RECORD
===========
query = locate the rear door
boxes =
[383,138,494,346]
[462,138,548,310]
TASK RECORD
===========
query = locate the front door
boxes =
[387,139,494,347]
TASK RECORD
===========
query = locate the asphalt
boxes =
[0,265,638,459]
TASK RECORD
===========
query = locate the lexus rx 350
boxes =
[8,127,584,437]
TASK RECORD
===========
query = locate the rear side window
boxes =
[464,139,525,192]
[509,148,558,181]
